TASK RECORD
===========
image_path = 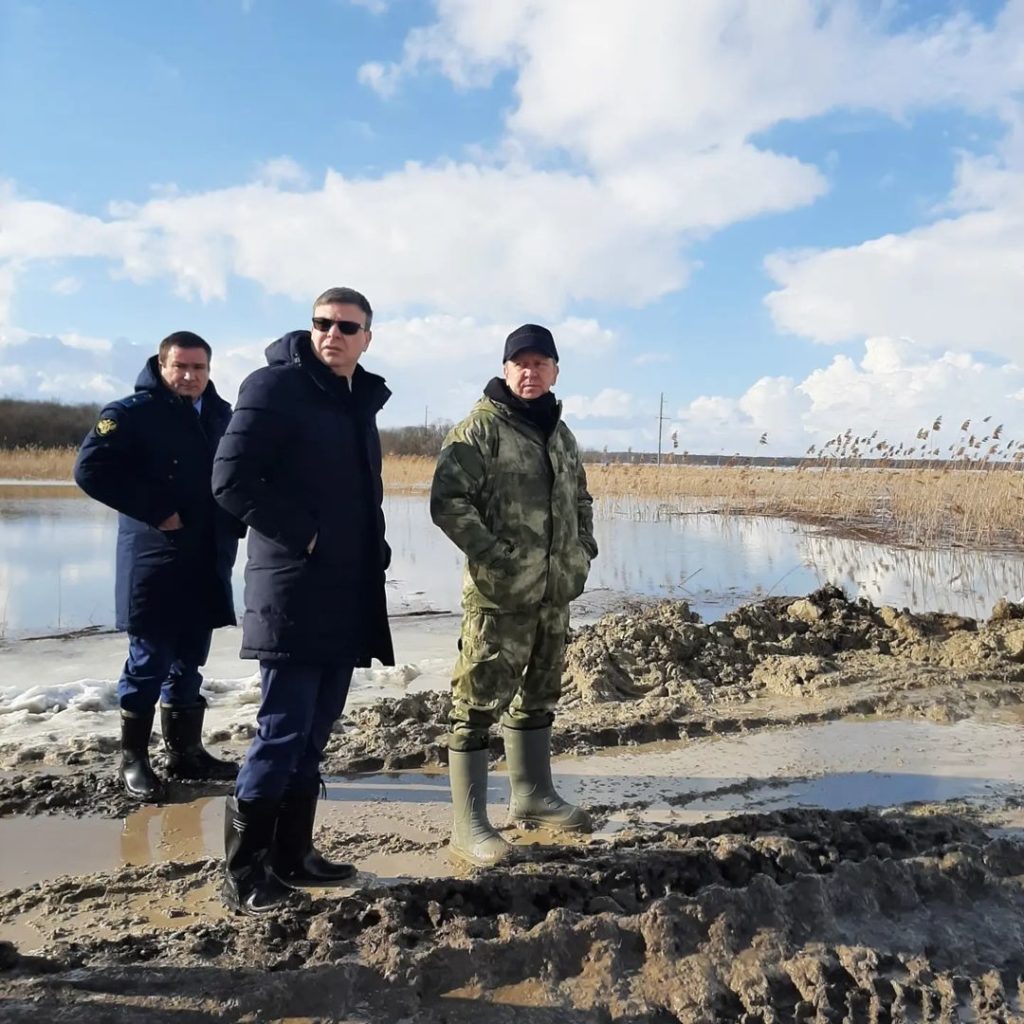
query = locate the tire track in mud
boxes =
[1,809,1022,1022]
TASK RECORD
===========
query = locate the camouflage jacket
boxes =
[430,390,597,612]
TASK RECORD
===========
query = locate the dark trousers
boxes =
[234,662,354,801]
[118,628,213,715]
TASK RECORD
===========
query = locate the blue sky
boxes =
[2,0,1023,455]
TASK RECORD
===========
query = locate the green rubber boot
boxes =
[504,725,592,833]
[448,748,512,868]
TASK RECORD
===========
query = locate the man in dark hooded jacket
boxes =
[74,331,241,802]
[212,286,393,916]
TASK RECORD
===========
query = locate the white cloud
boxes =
[562,388,634,420]
[0,334,148,403]
[667,336,1024,456]
[254,156,309,188]
[3,160,796,322]
[51,276,81,296]
[764,153,1024,360]
[370,314,613,368]
[365,1,1024,169]
[632,352,672,367]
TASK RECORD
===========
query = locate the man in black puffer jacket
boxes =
[74,331,242,802]
[212,286,393,915]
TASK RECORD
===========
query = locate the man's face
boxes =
[310,301,372,378]
[159,344,210,400]
[503,350,559,399]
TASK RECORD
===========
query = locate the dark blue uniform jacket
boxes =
[212,331,395,666]
[73,357,242,636]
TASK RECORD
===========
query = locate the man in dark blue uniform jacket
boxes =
[213,287,394,915]
[74,331,242,802]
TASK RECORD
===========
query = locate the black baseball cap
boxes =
[503,323,558,363]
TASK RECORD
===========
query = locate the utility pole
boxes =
[424,406,428,428]
[656,392,666,466]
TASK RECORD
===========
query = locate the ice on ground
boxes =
[0,616,462,757]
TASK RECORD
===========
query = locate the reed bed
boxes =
[381,455,434,490]
[4,440,1022,551]
[0,446,78,480]
[586,463,1024,550]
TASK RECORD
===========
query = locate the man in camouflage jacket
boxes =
[431,323,598,866]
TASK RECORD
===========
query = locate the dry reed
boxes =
[5,416,1022,552]
[586,463,1024,550]
[0,446,78,480]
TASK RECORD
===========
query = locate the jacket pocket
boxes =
[459,612,503,664]
[468,539,518,606]
[552,541,591,605]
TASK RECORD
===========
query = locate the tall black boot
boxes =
[272,777,356,886]
[119,708,165,802]
[161,698,237,781]
[222,795,293,915]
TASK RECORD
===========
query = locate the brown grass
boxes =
[0,446,78,480]
[585,463,1024,550]
[5,447,1021,551]
[381,455,434,490]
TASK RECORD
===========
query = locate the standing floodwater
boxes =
[3,488,1024,638]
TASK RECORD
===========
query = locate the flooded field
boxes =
[3,489,1024,639]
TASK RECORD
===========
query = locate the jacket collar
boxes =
[265,330,391,413]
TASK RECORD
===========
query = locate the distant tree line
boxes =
[2,398,456,457]
[0,398,101,449]
[379,422,452,457]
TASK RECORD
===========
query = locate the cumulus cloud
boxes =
[0,150,820,324]
[562,388,634,420]
[363,0,1024,168]
[764,155,1024,360]
[254,156,310,188]
[0,334,150,403]
[668,336,1024,455]
[0,168,688,320]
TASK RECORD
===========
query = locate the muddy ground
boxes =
[1,586,1024,1021]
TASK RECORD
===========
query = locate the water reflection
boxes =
[1,492,1022,638]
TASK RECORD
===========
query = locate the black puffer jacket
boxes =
[212,331,394,665]
[73,358,240,635]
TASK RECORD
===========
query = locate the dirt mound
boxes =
[562,584,1023,703]
[1,808,1021,1022]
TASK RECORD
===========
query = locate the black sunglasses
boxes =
[312,317,365,335]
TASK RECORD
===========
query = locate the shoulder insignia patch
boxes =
[96,418,118,436]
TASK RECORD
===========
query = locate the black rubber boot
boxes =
[161,698,237,781]
[222,795,293,916]
[119,708,166,803]
[272,777,356,886]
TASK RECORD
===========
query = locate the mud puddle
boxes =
[4,717,1023,900]
[575,718,1024,828]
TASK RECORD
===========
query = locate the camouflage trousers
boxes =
[448,603,570,752]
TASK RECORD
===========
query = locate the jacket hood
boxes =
[264,330,308,367]
[135,355,167,394]
[264,330,392,411]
